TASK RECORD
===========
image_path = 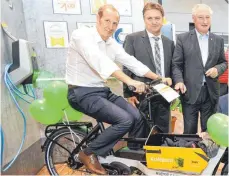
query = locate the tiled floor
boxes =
[37,164,88,175]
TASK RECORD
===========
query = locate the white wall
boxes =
[163,0,228,33]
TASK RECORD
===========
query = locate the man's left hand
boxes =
[198,132,210,140]
[205,67,218,78]
[162,77,172,86]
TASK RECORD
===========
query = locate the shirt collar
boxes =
[94,27,113,45]
[146,30,162,39]
[195,28,209,39]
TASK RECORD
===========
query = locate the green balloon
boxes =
[63,106,83,121]
[207,113,228,147]
[32,70,55,89]
[29,99,63,124]
[43,81,69,109]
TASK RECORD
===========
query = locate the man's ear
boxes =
[96,14,100,23]
[192,15,195,22]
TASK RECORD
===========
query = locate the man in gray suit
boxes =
[172,4,227,134]
[123,2,174,136]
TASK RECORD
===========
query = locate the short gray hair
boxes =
[192,4,213,15]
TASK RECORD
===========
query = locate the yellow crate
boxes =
[144,145,209,174]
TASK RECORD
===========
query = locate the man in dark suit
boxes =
[172,4,227,134]
[123,2,174,135]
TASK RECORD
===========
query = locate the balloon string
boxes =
[63,110,82,149]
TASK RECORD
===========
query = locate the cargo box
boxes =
[144,127,209,174]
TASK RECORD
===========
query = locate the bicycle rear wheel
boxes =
[45,128,86,175]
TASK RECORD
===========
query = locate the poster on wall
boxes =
[44,21,69,48]
[143,0,158,4]
[161,23,174,41]
[52,0,81,14]
[76,22,96,29]
[113,23,133,45]
[90,0,132,16]
[140,0,158,8]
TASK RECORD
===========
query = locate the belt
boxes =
[68,84,77,89]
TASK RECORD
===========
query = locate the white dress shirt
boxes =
[147,30,165,77]
[195,29,209,83]
[66,27,150,87]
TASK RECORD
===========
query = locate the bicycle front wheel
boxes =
[45,128,86,175]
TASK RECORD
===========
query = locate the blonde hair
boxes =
[97,4,119,18]
[192,4,213,15]
[143,2,164,17]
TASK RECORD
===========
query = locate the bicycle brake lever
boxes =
[128,85,136,91]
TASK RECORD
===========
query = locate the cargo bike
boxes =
[42,79,228,175]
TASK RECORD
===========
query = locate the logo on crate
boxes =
[156,171,177,176]
[191,160,199,164]
[174,157,184,167]
[150,157,174,163]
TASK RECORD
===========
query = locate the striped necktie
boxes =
[153,37,161,76]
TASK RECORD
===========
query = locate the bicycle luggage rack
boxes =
[41,121,93,153]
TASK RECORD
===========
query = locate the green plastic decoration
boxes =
[64,105,83,121]
[43,81,69,109]
[29,99,62,124]
[207,113,228,147]
[29,81,84,125]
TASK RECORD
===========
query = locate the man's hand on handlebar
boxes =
[198,132,210,140]
[162,77,172,86]
[127,96,139,107]
[127,80,146,94]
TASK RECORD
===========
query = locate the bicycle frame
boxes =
[42,79,165,156]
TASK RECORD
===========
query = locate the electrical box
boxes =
[9,39,34,85]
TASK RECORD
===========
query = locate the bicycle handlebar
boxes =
[128,85,136,92]
[146,78,162,87]
[128,78,163,92]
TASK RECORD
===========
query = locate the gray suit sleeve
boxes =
[123,35,135,98]
[214,38,228,76]
[172,35,184,84]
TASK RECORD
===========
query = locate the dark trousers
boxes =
[182,85,216,134]
[68,86,145,156]
[220,83,228,96]
[138,95,170,133]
